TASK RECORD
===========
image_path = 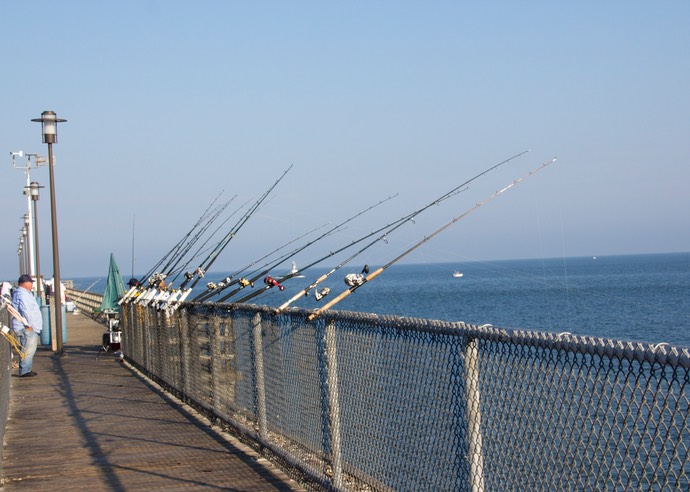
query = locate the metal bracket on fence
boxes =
[253,312,268,441]
[464,336,486,492]
[325,320,343,489]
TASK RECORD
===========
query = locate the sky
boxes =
[1,1,688,281]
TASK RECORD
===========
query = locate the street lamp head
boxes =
[23,214,30,227]
[10,151,24,158]
[28,181,43,201]
[31,110,67,144]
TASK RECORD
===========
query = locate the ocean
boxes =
[71,252,690,348]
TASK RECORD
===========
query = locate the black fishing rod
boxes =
[165,196,267,288]
[274,150,532,312]
[215,194,398,304]
[179,165,293,291]
[239,150,531,307]
[192,222,328,302]
[163,195,236,283]
[307,157,558,321]
[143,190,225,284]
[165,197,253,287]
[119,191,225,303]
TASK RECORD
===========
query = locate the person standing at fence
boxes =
[11,274,42,378]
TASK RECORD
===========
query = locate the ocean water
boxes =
[71,252,690,348]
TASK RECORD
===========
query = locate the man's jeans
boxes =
[16,328,39,375]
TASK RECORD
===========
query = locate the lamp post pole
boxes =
[18,238,24,275]
[21,225,29,275]
[32,111,67,355]
[23,214,35,291]
[28,182,44,302]
[12,151,37,279]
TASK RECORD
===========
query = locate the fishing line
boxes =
[218,193,398,304]
[180,165,293,291]
[120,191,226,303]
[273,150,532,313]
[165,196,237,282]
[308,157,559,321]
[192,222,329,302]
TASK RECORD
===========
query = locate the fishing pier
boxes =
[1,154,688,490]
[1,288,689,490]
[0,311,303,491]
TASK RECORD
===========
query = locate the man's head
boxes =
[17,274,33,289]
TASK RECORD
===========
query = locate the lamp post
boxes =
[27,182,45,302]
[12,151,37,279]
[32,110,67,355]
[23,214,33,288]
[18,237,25,275]
[21,225,29,275]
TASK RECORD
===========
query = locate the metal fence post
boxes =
[211,316,222,414]
[253,312,267,440]
[325,320,343,488]
[180,309,192,398]
[465,336,485,492]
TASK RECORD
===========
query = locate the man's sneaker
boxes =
[19,371,37,378]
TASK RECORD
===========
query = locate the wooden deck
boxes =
[1,313,306,491]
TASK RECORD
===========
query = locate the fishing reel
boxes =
[314,287,330,301]
[239,278,254,288]
[264,276,284,291]
[344,265,369,287]
[344,274,365,287]
[149,272,167,283]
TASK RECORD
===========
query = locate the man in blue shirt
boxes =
[11,274,42,377]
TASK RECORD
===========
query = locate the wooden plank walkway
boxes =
[1,313,306,491]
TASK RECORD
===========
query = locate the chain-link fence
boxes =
[121,302,690,491]
[0,306,14,482]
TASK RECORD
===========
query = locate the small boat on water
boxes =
[288,261,305,278]
[453,271,464,278]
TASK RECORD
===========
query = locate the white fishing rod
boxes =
[307,157,558,321]
[274,150,531,313]
[219,193,398,304]
[180,164,293,291]
[192,222,329,302]
[120,192,226,304]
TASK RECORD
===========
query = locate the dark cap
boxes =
[127,278,140,287]
[18,274,33,284]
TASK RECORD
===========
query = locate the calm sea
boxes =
[71,252,690,348]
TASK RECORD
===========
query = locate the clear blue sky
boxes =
[1,1,688,280]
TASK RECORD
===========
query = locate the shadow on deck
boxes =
[1,313,305,491]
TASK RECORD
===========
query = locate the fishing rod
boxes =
[157,208,225,283]
[148,190,225,280]
[179,165,293,291]
[274,150,532,313]
[203,222,345,303]
[165,197,252,288]
[307,156,558,321]
[239,150,532,307]
[119,191,225,304]
[164,195,240,285]
[215,193,398,304]
[192,222,328,302]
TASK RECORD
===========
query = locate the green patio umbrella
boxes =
[99,253,126,312]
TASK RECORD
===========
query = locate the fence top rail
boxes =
[187,301,690,369]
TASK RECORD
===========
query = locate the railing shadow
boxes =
[50,341,296,491]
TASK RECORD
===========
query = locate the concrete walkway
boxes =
[1,313,305,491]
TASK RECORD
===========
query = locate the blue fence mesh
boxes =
[122,302,690,491]
[0,307,15,482]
